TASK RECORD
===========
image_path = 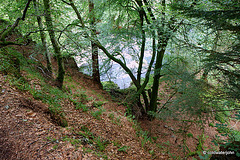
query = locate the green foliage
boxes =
[79,126,96,144]
[102,81,119,91]
[0,48,25,78]
[209,123,214,127]
[136,130,152,149]
[118,146,129,153]
[215,112,228,123]
[74,89,88,103]
[0,50,12,73]
[52,145,58,150]
[172,0,240,101]
[68,89,90,112]
[187,133,193,138]
[108,112,122,126]
[69,126,109,153]
[113,140,121,147]
[94,136,109,151]
[108,113,115,120]
[197,152,211,160]
[75,102,88,112]
[205,98,237,123]
[212,119,240,157]
[92,101,105,108]
[5,58,69,127]
[62,135,83,148]
[30,85,69,127]
[91,107,105,120]
[149,149,155,156]
[32,89,51,102]
[82,147,93,153]
[7,76,30,91]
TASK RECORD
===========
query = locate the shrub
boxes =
[102,81,119,91]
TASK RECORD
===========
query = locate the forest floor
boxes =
[1,33,239,160]
[0,69,220,160]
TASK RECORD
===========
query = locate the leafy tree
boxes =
[43,0,65,89]
[0,0,32,47]
[60,0,185,118]
[33,0,52,74]
[171,0,240,100]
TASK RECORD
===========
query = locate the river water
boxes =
[74,38,168,89]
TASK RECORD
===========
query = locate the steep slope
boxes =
[0,44,219,160]
[0,38,155,159]
[0,71,153,159]
[1,23,238,159]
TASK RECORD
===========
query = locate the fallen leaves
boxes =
[26,111,37,117]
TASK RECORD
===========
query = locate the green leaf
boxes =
[236,152,240,157]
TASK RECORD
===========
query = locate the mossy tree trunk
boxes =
[88,0,101,86]
[149,39,167,113]
[135,0,149,113]
[43,0,65,89]
[33,0,52,75]
[148,0,168,114]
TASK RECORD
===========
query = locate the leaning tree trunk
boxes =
[33,0,52,74]
[43,0,65,89]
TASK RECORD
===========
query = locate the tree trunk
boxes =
[136,4,148,113]
[89,0,101,85]
[148,0,168,116]
[149,43,166,113]
[43,0,65,89]
[33,0,52,74]
[67,0,147,115]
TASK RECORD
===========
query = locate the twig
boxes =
[157,90,177,113]
[37,141,51,158]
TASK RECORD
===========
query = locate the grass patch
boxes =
[91,107,106,120]
[118,146,130,153]
[92,101,105,108]
[94,136,109,151]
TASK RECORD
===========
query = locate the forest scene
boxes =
[0,0,240,159]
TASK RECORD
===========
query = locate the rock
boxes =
[16,114,23,117]
[1,89,5,94]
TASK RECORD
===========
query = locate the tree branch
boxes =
[0,0,32,45]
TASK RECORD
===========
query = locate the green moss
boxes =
[0,48,21,78]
